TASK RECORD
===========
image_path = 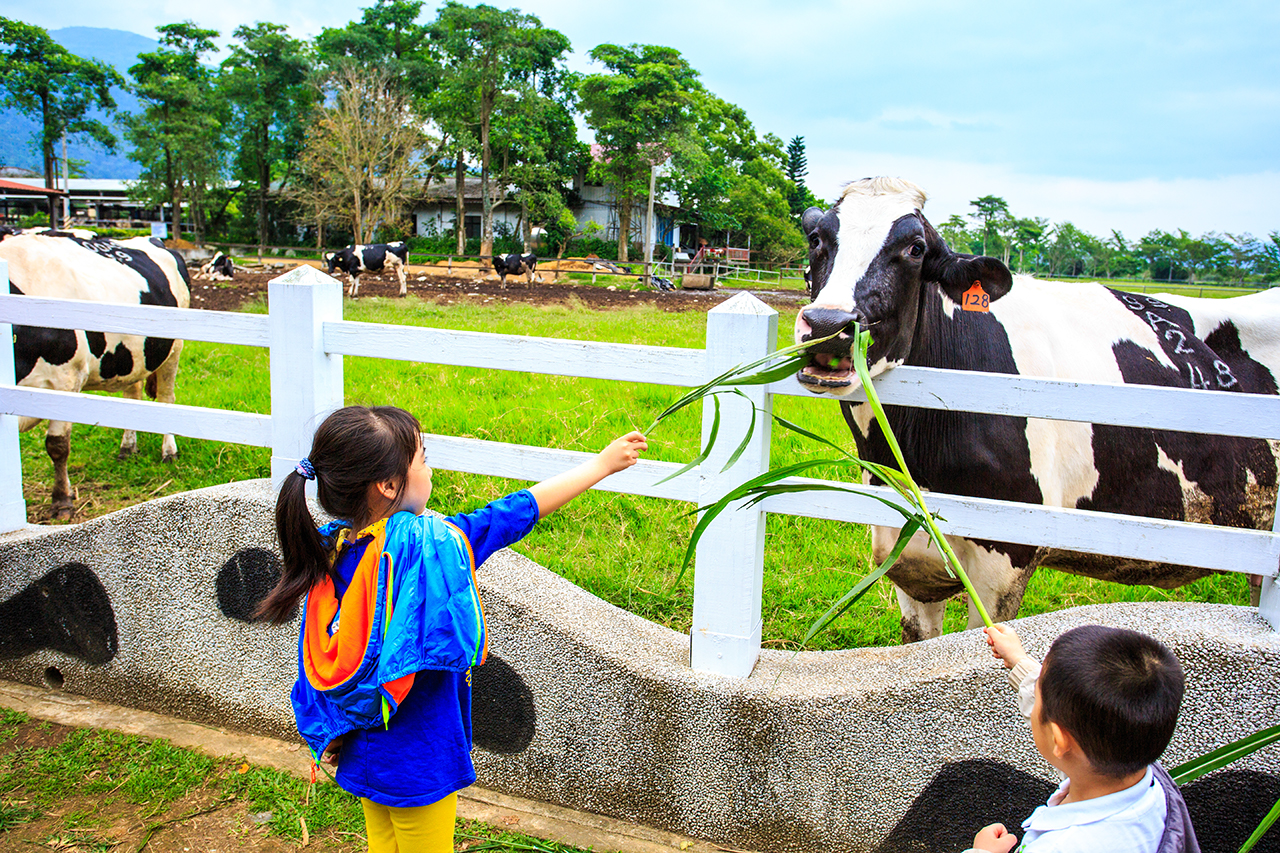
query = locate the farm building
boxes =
[410,172,684,252]
[0,173,162,228]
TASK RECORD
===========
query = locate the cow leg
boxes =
[348,273,359,298]
[395,263,407,297]
[152,342,183,461]
[953,539,1036,630]
[895,588,947,643]
[116,381,143,459]
[45,421,75,520]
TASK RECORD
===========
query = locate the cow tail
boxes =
[146,372,158,400]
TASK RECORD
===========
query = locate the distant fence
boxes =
[2,262,1278,678]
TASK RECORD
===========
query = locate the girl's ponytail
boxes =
[256,470,331,623]
[255,405,421,623]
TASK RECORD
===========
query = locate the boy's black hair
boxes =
[1038,625,1184,778]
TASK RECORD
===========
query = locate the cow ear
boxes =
[921,217,1013,304]
[801,207,824,236]
[936,254,1013,305]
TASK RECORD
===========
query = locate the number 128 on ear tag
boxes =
[962,281,990,312]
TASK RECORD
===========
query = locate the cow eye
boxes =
[908,243,924,258]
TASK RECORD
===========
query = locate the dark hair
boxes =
[1038,625,1184,777]
[256,405,422,624]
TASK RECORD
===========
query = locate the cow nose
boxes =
[801,307,860,351]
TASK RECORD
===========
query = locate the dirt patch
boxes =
[0,717,359,853]
[188,262,807,314]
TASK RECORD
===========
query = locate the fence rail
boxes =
[2,260,1278,678]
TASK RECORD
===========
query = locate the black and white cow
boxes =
[1,232,191,519]
[492,253,538,287]
[325,242,409,297]
[795,177,1280,642]
[196,251,235,281]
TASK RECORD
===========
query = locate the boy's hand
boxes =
[973,823,1017,853]
[598,431,648,475]
[984,624,1029,670]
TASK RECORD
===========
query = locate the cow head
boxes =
[323,252,337,273]
[794,177,1013,395]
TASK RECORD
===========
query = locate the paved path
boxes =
[0,679,736,853]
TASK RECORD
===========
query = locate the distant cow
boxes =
[325,242,409,297]
[493,253,538,287]
[795,177,1280,642]
[196,252,234,281]
[1,232,191,519]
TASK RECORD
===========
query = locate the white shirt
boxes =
[1021,766,1167,852]
[1011,658,1167,853]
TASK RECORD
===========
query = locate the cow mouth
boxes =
[798,352,855,388]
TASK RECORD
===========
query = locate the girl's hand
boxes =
[598,431,648,475]
[323,735,344,766]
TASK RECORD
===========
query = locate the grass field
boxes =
[16,290,1253,650]
[0,708,574,852]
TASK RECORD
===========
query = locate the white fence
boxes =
[2,261,1278,678]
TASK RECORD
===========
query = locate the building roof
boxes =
[0,179,66,196]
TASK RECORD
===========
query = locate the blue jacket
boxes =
[291,511,485,760]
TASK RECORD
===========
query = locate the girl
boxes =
[257,405,647,853]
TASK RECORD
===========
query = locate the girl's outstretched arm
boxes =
[529,431,648,519]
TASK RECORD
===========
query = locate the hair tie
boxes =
[295,458,316,480]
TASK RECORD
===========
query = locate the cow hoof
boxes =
[161,452,179,464]
[50,501,75,521]
[116,447,136,461]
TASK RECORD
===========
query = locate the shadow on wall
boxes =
[877,759,1280,853]
[0,563,117,665]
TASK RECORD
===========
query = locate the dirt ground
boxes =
[188,261,806,314]
[0,719,359,853]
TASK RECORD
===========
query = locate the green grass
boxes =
[17,293,1253,650]
[0,715,592,852]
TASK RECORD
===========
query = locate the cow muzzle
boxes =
[795,306,860,390]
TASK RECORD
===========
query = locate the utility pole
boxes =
[61,135,70,224]
[644,164,659,289]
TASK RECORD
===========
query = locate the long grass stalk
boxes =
[647,324,995,642]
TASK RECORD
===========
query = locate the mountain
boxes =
[0,26,159,180]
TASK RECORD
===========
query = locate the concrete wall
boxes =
[1,480,1277,853]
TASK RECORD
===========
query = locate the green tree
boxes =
[667,94,802,263]
[1011,217,1048,273]
[578,43,701,262]
[315,0,436,94]
[968,194,1010,258]
[220,23,314,250]
[289,62,434,244]
[937,214,975,254]
[0,18,124,227]
[1045,222,1093,277]
[427,2,572,259]
[784,135,818,216]
[127,22,226,241]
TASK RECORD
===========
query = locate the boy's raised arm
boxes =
[984,624,1030,670]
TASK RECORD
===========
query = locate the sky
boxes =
[17,0,1280,239]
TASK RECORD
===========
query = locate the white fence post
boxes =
[269,266,344,489]
[0,259,27,533]
[689,292,776,677]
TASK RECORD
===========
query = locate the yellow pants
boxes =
[361,792,457,853]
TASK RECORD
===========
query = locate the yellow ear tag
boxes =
[962,281,990,312]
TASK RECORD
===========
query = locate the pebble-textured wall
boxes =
[0,480,1277,853]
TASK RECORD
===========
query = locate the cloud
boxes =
[806,150,1280,237]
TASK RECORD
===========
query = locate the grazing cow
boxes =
[794,177,1280,642]
[1,232,191,519]
[325,242,409,297]
[492,252,538,287]
[196,251,235,281]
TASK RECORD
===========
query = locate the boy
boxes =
[964,624,1199,853]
